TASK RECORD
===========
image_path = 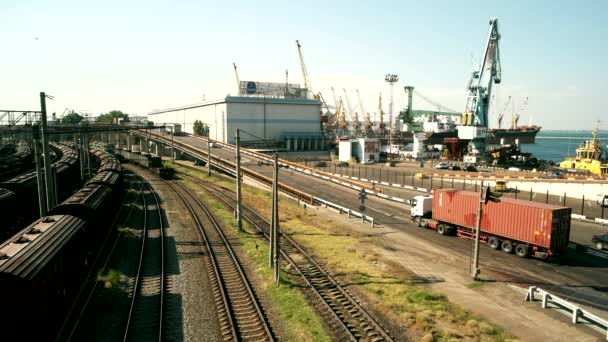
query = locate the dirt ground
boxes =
[304,203,605,341]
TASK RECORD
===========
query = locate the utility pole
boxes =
[32,124,47,217]
[171,126,175,163]
[272,153,280,284]
[471,180,484,280]
[235,128,243,231]
[269,155,276,268]
[471,183,501,280]
[207,136,212,176]
[40,92,55,209]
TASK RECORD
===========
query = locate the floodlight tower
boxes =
[384,74,399,131]
[385,74,399,164]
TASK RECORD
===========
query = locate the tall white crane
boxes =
[296,40,314,99]
[233,63,240,95]
[458,18,502,163]
[513,96,529,128]
[498,95,511,129]
[331,87,339,109]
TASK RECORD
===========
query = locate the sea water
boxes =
[520,131,608,163]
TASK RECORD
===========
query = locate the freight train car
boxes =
[410,189,571,259]
[0,215,88,340]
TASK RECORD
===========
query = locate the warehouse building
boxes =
[148,95,324,149]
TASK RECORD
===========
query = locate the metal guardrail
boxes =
[133,131,314,204]
[525,286,608,340]
[184,133,380,193]
[313,196,375,227]
[568,242,608,259]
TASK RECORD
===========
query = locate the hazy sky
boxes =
[1,0,606,130]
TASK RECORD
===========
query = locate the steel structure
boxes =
[296,40,314,99]
[0,110,41,126]
[458,18,502,163]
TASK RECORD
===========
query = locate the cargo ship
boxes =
[559,123,608,176]
[486,125,541,144]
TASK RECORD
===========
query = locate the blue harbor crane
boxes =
[458,18,502,164]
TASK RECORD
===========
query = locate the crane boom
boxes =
[296,40,313,99]
[233,63,240,95]
[458,18,502,163]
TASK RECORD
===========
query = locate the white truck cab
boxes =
[410,195,433,218]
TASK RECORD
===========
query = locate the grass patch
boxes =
[181,181,330,341]
[466,281,485,289]
[173,160,515,341]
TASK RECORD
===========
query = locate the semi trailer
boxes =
[410,189,571,259]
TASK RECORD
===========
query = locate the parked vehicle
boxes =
[448,165,461,171]
[464,164,477,172]
[337,161,349,167]
[494,181,508,192]
[410,189,571,259]
[415,172,428,179]
[596,193,608,207]
[435,162,449,169]
[508,167,521,172]
[592,234,608,250]
[314,161,327,167]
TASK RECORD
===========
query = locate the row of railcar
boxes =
[0,141,32,180]
[0,148,124,340]
[0,143,81,241]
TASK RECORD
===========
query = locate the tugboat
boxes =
[559,122,608,176]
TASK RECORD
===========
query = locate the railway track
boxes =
[177,171,393,341]
[166,180,274,341]
[123,176,166,342]
[55,172,141,341]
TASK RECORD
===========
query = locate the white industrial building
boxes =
[338,138,380,164]
[148,96,324,149]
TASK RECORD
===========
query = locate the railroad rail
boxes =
[56,172,141,341]
[149,139,314,204]
[176,171,393,341]
[123,176,166,342]
[167,180,274,341]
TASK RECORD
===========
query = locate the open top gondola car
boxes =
[0,215,88,340]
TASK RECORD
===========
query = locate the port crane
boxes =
[512,97,528,128]
[458,18,502,163]
[498,95,511,129]
[357,89,374,137]
[233,63,240,95]
[296,40,316,100]
[342,88,360,135]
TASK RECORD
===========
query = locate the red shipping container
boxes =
[432,189,571,254]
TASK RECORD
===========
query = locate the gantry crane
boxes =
[458,18,502,163]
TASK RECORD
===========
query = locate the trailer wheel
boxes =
[437,224,446,235]
[488,237,501,250]
[501,240,513,253]
[515,244,530,258]
[415,216,422,227]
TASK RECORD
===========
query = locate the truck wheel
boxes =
[597,242,604,250]
[515,244,529,258]
[488,237,500,250]
[437,224,446,235]
[415,216,422,227]
[501,240,513,253]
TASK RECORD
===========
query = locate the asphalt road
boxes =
[171,135,608,311]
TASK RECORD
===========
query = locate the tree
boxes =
[61,111,83,124]
[96,110,130,123]
[193,120,209,136]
